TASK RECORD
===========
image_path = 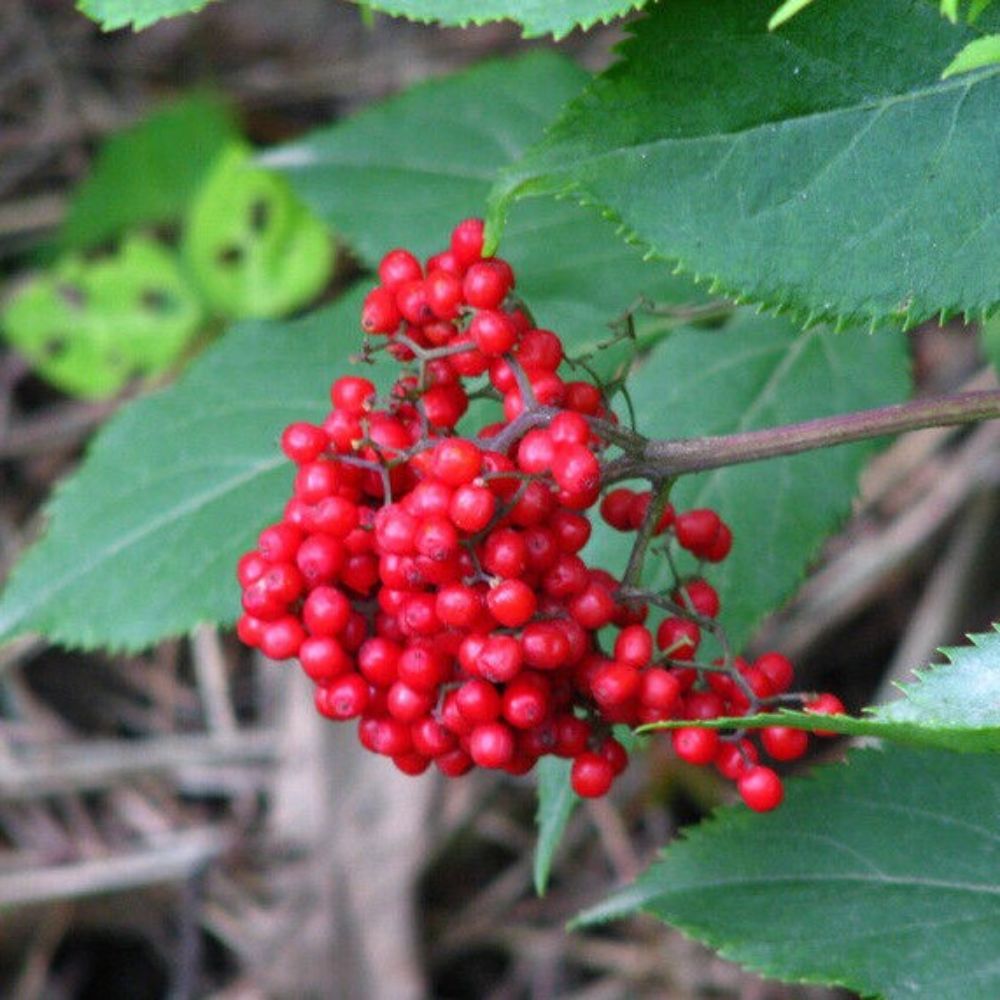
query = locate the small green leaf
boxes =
[534,756,578,895]
[941,0,998,23]
[768,0,819,30]
[182,145,334,319]
[59,93,239,252]
[583,312,911,652]
[0,288,373,651]
[351,0,647,38]
[942,33,1000,75]
[1,236,203,399]
[268,53,705,353]
[76,0,219,31]
[490,0,1000,329]
[576,746,1000,1000]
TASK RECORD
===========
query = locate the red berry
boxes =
[520,622,570,671]
[487,578,537,627]
[737,766,784,811]
[761,726,809,762]
[715,739,758,780]
[378,248,422,290]
[330,376,376,415]
[303,586,351,636]
[514,329,562,371]
[456,679,502,725]
[592,661,640,709]
[552,444,600,507]
[432,439,482,486]
[449,484,495,533]
[614,625,653,668]
[361,286,401,334]
[258,523,303,563]
[463,259,514,309]
[425,269,463,320]
[483,528,527,579]
[502,675,550,729]
[601,488,635,531]
[703,523,733,562]
[569,580,616,630]
[316,674,369,720]
[468,722,515,768]
[672,726,719,766]
[549,411,589,446]
[470,309,517,355]
[571,752,614,798]
[674,509,722,555]
[754,652,795,693]
[474,634,523,683]
[673,579,720,618]
[599,735,629,776]
[281,422,328,464]
[357,637,400,687]
[656,617,701,659]
[639,668,681,716]
[450,218,485,266]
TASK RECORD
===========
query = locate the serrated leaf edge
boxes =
[355,0,650,40]
[487,16,1000,331]
[76,0,219,31]
[573,746,976,997]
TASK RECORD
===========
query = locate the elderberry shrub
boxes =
[236,219,845,811]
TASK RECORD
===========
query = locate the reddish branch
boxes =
[602,390,1000,482]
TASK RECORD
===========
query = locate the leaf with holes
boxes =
[76,0,220,30]
[576,746,1000,1000]
[0,288,378,651]
[183,145,335,320]
[58,93,239,252]
[266,52,705,354]
[1,236,203,399]
[489,0,1000,329]
[583,311,911,652]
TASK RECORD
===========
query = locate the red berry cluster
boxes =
[236,219,844,812]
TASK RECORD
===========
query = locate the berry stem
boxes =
[620,479,673,593]
[603,390,1000,481]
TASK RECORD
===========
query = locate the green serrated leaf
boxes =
[642,625,1000,750]
[182,145,334,319]
[0,288,375,652]
[943,32,1000,75]
[59,93,239,252]
[534,756,578,895]
[584,312,911,652]
[489,0,1000,330]
[576,746,1000,1000]
[76,0,219,31]
[266,52,705,353]
[351,0,647,39]
[1,236,204,399]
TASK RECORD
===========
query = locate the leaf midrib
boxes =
[655,871,1000,896]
